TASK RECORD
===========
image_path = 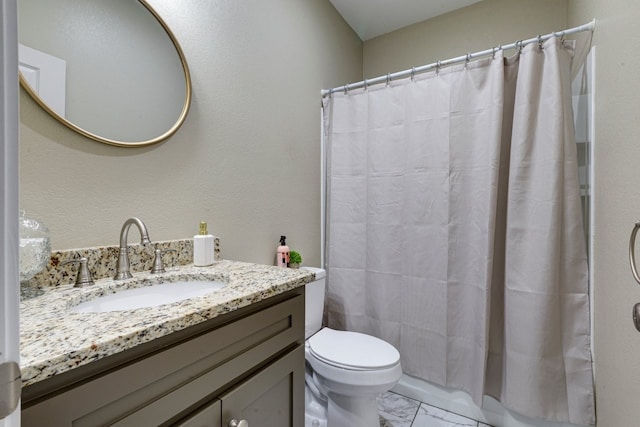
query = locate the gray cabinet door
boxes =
[176,399,222,427]
[220,346,304,427]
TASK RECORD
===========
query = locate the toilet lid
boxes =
[308,328,400,370]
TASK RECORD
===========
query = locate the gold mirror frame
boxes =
[19,0,192,147]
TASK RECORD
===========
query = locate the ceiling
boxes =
[329,0,483,41]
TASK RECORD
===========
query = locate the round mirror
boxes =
[18,0,192,147]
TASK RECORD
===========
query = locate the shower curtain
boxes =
[323,38,595,425]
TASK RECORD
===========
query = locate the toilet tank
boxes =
[301,267,326,339]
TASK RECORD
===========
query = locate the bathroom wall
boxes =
[567,1,640,425]
[19,0,362,267]
[362,0,568,79]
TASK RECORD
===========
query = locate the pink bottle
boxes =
[277,235,290,267]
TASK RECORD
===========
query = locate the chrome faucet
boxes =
[114,217,151,280]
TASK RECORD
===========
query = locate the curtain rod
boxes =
[321,19,596,97]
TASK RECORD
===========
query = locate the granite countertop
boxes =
[20,260,314,387]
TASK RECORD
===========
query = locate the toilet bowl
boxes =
[302,267,402,427]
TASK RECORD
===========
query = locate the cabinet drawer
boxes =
[22,291,304,427]
[121,345,304,427]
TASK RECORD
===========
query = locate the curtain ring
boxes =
[436,60,442,75]
[516,40,524,53]
[343,84,348,95]
[411,67,416,81]
[363,79,368,90]
[560,34,566,47]
[492,45,501,59]
[465,53,471,68]
[386,73,391,86]
[537,34,544,50]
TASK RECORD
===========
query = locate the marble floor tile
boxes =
[411,403,478,427]
[380,417,395,427]
[377,392,421,427]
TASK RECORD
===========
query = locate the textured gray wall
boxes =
[568,0,640,425]
[363,0,568,80]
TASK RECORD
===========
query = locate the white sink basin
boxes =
[72,280,226,313]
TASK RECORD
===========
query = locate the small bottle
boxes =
[277,235,290,268]
[193,221,214,267]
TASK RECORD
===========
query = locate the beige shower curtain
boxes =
[323,38,595,425]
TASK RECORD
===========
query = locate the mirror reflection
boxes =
[18,0,191,146]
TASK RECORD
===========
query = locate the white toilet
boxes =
[302,267,402,427]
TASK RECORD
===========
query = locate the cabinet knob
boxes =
[229,419,249,427]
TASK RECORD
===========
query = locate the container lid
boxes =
[308,328,399,370]
[300,266,326,280]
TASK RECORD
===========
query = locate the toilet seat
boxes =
[308,328,400,371]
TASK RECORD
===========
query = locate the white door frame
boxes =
[18,44,66,117]
[0,0,20,425]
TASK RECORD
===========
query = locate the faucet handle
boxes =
[150,248,178,274]
[62,256,95,287]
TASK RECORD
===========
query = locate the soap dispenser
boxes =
[276,235,289,268]
[193,221,214,267]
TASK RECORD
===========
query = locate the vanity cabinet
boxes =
[175,347,301,427]
[21,289,305,427]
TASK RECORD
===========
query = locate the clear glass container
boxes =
[19,210,51,283]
